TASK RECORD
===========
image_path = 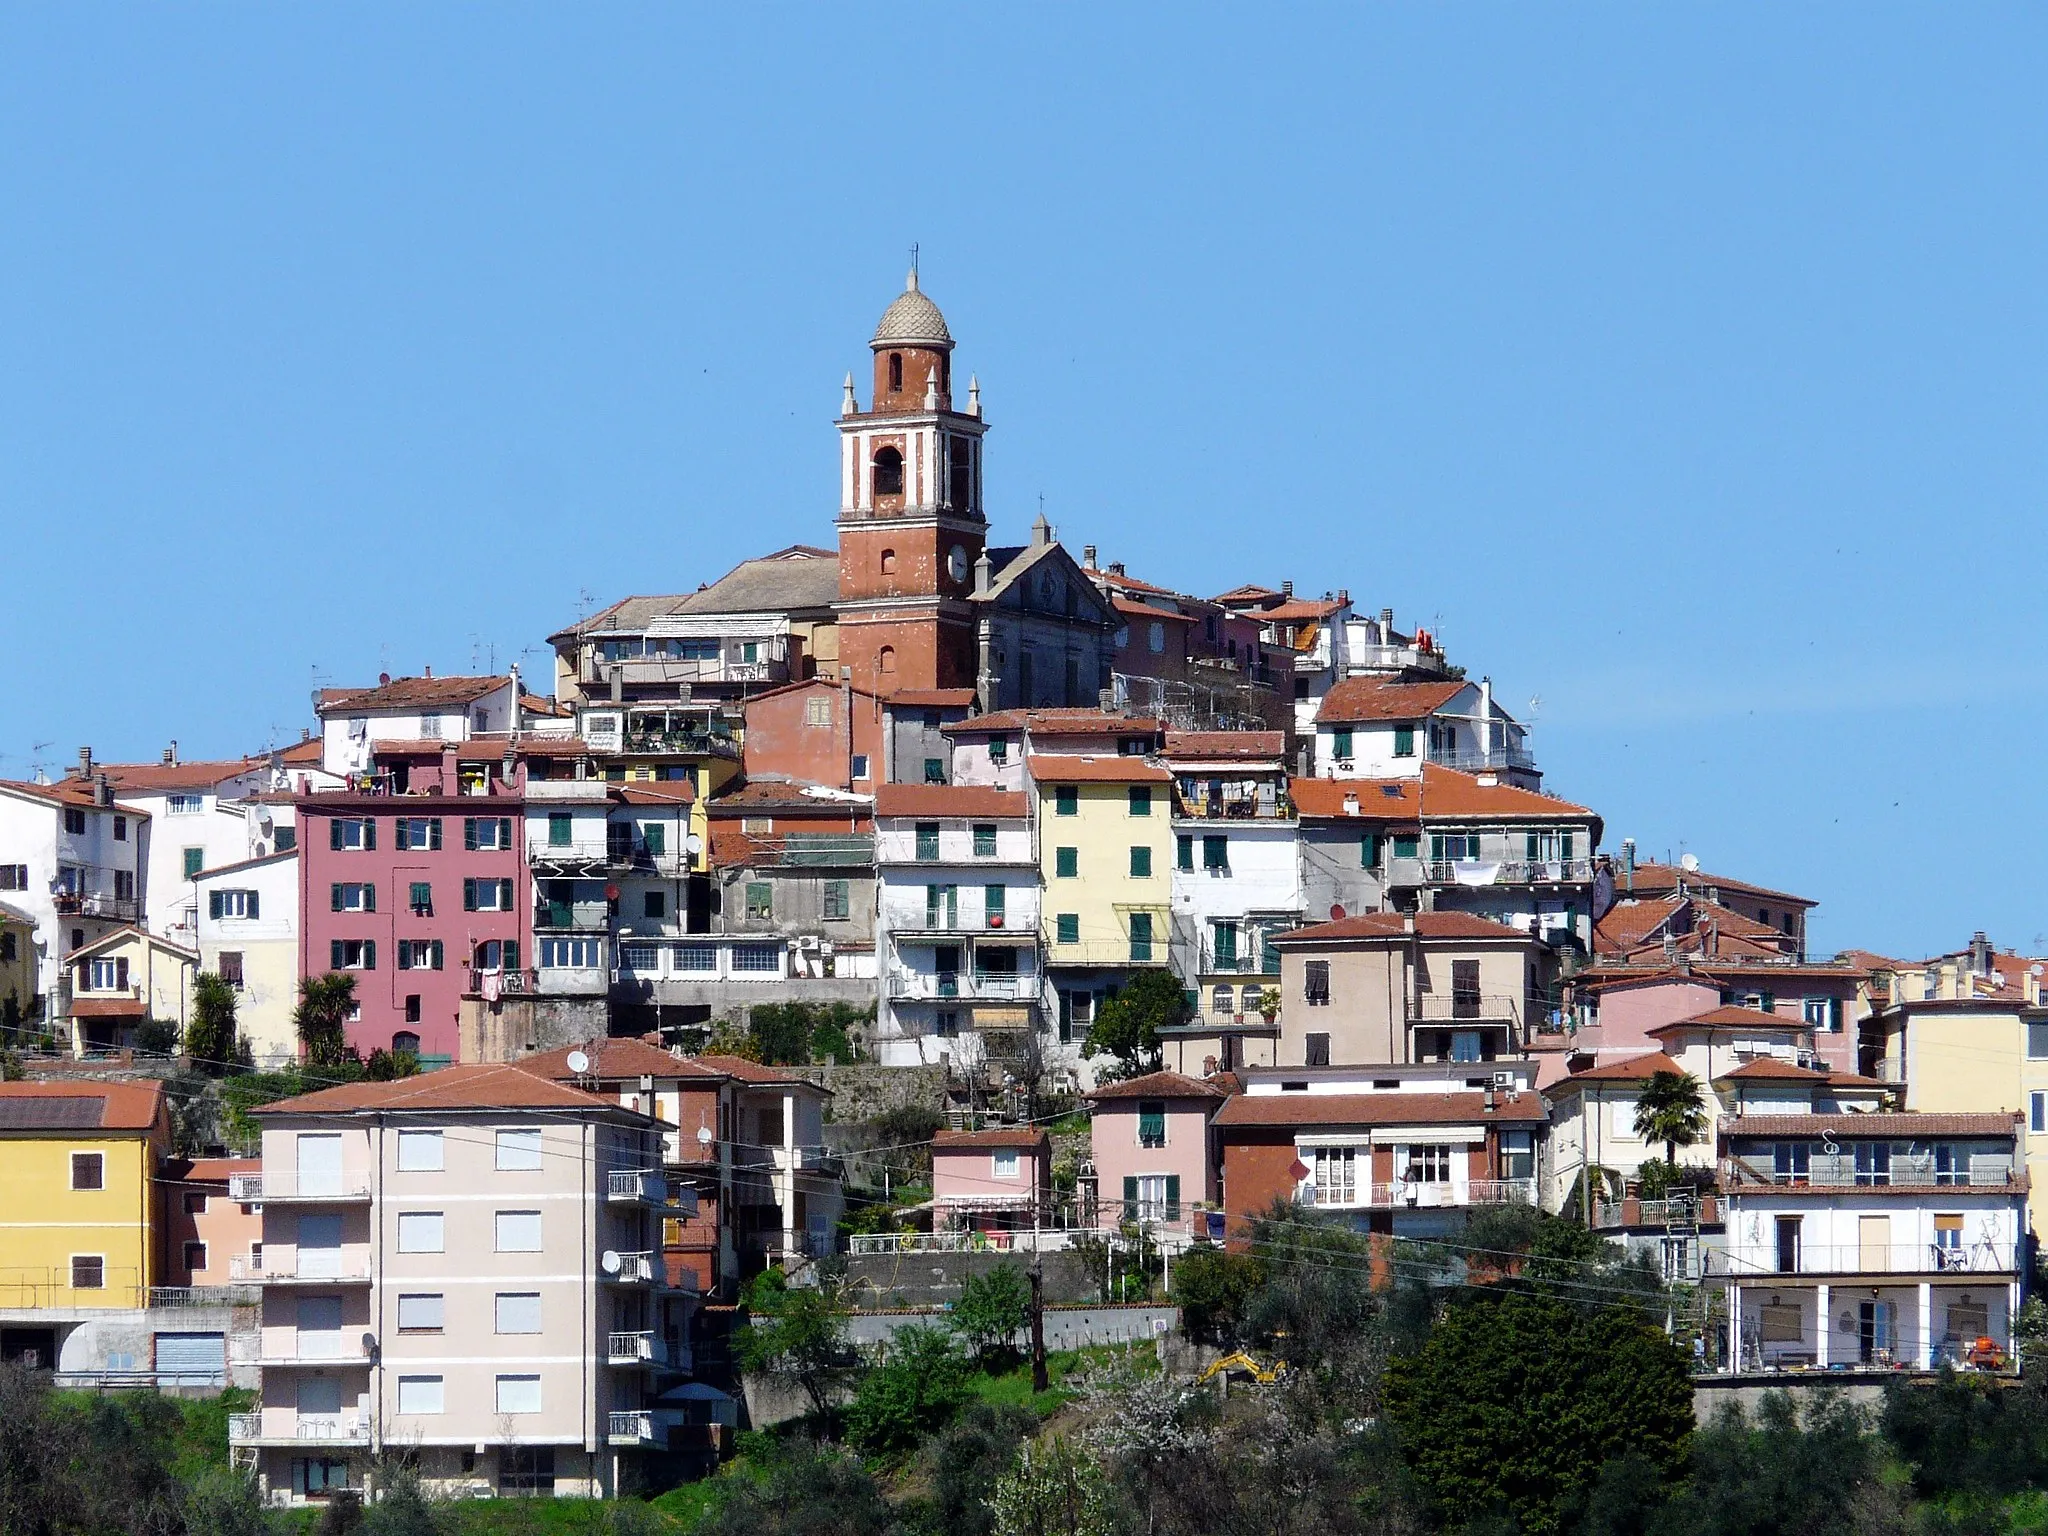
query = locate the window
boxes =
[496,1129,543,1171]
[1310,1147,1357,1206]
[1202,835,1229,872]
[397,1294,444,1334]
[852,754,870,780]
[466,819,516,856]
[330,882,376,913]
[1933,1145,1963,1186]
[500,1447,556,1494]
[494,1293,543,1334]
[888,352,904,391]
[1431,833,1483,862]
[988,737,1010,764]
[642,822,665,857]
[1055,846,1078,878]
[1054,785,1077,816]
[643,890,665,919]
[1774,1216,1802,1274]
[409,882,433,916]
[114,869,135,901]
[403,996,422,1023]
[671,942,716,973]
[0,865,25,889]
[537,936,599,972]
[732,944,781,973]
[183,1191,208,1216]
[1934,1214,1964,1256]
[745,882,773,920]
[396,1130,444,1171]
[1304,960,1331,1006]
[1332,727,1354,760]
[394,817,440,851]
[1176,835,1194,871]
[168,793,203,816]
[2032,1093,2046,1135]
[495,1211,543,1251]
[1129,846,1151,878]
[1404,1145,1452,1183]
[495,1375,542,1415]
[71,1152,104,1190]
[1129,912,1154,962]
[1128,785,1152,816]
[1854,1142,1892,1186]
[63,807,87,835]
[0,933,11,963]
[397,1212,444,1253]
[934,1010,959,1037]
[1056,913,1079,945]
[1213,984,1235,1015]
[392,1030,419,1055]
[71,1255,104,1289]
[962,823,996,859]
[1306,1032,1331,1067]
[2029,1024,2048,1061]
[548,813,573,847]
[1138,1101,1167,1148]
[396,940,444,971]
[208,889,259,920]
[182,1240,208,1273]
[1393,726,1416,758]
[1449,1030,1484,1063]
[87,957,127,991]
[915,823,941,862]
[396,1377,444,1416]
[1772,1142,1811,1182]
[805,696,832,727]
[1501,1129,1536,1181]
[923,757,945,784]
[464,878,516,912]
[329,817,374,851]
[328,939,376,971]
[992,1150,1021,1179]
[183,846,204,880]
[1392,833,1419,860]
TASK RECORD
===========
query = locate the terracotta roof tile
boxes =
[1026,754,1173,784]
[1273,910,1529,945]
[885,689,979,709]
[692,1054,824,1090]
[1163,732,1286,762]
[96,758,272,792]
[1085,1070,1230,1102]
[946,709,1163,737]
[1112,597,1194,622]
[934,1127,1050,1150]
[1715,1057,1826,1082]
[1622,862,1816,911]
[1650,1005,1811,1035]
[1722,1112,2020,1140]
[1418,763,1593,820]
[1255,598,1347,623]
[1290,776,1421,821]
[516,1039,729,1084]
[874,784,1028,818]
[1550,1050,1688,1086]
[0,1080,166,1131]
[1214,1089,1544,1129]
[317,676,509,714]
[252,1061,632,1116]
[1315,679,1463,725]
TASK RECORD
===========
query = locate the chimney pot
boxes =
[1083,545,1097,568]
[423,664,432,679]
[77,746,93,777]
[1108,561,1125,576]
[1283,580,1294,598]
[162,746,175,765]
[1338,588,1349,604]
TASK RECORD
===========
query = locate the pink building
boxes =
[1569,965,1866,1075]
[296,748,530,1064]
[162,1156,262,1287]
[1084,1070,1226,1241]
[931,1128,1051,1234]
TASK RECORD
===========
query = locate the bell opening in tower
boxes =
[872,446,904,498]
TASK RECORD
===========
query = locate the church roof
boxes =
[872,270,953,348]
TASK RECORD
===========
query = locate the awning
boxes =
[72,999,146,1019]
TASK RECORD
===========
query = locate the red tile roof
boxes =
[0,779,152,816]
[1649,1005,1811,1035]
[1163,731,1286,761]
[1211,583,1284,604]
[1715,1057,1826,1083]
[71,998,148,1019]
[0,1080,166,1131]
[253,1061,630,1116]
[1551,1051,1688,1086]
[1256,598,1347,623]
[1214,1089,1545,1129]
[1272,910,1529,945]
[1315,679,1464,725]
[1722,1112,2019,1140]
[1290,776,1421,821]
[1113,597,1194,623]
[693,1054,823,1090]
[1419,764,1593,820]
[874,784,1028,818]
[1026,754,1173,784]
[96,758,271,792]
[615,784,697,808]
[946,709,1162,737]
[1085,1070,1230,1102]
[1622,862,1816,911]
[317,676,508,714]
[886,689,979,709]
[516,1038,729,1084]
[935,1128,1051,1150]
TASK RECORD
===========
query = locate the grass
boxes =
[967,1343,1157,1419]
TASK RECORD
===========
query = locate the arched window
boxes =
[872,446,904,498]
[888,353,903,392]
[392,1031,420,1057]
[880,548,897,576]
[878,646,897,676]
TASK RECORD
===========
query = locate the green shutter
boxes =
[499,818,513,850]
[1527,832,1540,860]
[1129,786,1151,816]
[329,821,343,851]
[427,819,439,851]
[644,823,664,856]
[329,939,343,970]
[1056,846,1078,878]
[1165,1174,1181,1222]
[1334,727,1353,759]
[209,891,223,920]
[1562,832,1574,859]
[464,878,478,911]
[363,883,375,913]
[1430,835,1444,863]
[549,813,571,847]
[330,884,343,912]
[1056,786,1077,816]
[986,883,1005,917]
[1123,1175,1138,1223]
[1130,846,1151,878]
[1057,913,1079,945]
[464,819,478,851]
[246,891,259,920]
[362,940,375,971]
[365,819,376,850]
[1178,835,1193,871]
[500,879,515,910]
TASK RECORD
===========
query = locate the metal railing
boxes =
[604,1250,657,1284]
[1713,1242,2019,1278]
[148,1284,262,1308]
[53,892,141,922]
[608,1410,656,1444]
[229,1412,368,1444]
[747,834,876,868]
[229,1171,371,1201]
[849,1228,1084,1256]
[886,968,1039,1001]
[1428,744,1538,773]
[536,901,613,930]
[608,1170,669,1204]
[259,1339,375,1366]
[607,1330,665,1366]
[1301,1177,1537,1211]
[1405,994,1525,1026]
[228,1254,373,1283]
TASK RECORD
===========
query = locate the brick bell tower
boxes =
[834,265,988,697]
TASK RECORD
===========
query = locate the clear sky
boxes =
[3,8,2042,960]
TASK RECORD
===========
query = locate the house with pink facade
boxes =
[931,1128,1051,1234]
[1565,963,1870,1075]
[1084,1070,1227,1242]
[162,1156,262,1288]
[231,1062,697,1505]
[295,748,530,1065]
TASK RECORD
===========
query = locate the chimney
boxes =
[973,550,995,599]
[1083,545,1097,569]
[1108,561,1125,576]
[1337,588,1349,605]
[164,741,179,766]
[423,664,432,679]
[77,746,93,779]
[1282,580,1294,598]
[1971,931,1993,976]
[95,772,113,807]
[1381,607,1394,637]
[1621,838,1636,892]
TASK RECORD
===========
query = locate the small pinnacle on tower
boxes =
[842,373,858,415]
[967,375,981,417]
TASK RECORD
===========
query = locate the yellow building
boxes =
[1031,754,1176,1037]
[0,1080,170,1309]
[0,899,37,1035]
[1865,942,2048,1236]
[64,926,196,1056]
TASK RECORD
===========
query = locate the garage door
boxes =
[155,1332,225,1388]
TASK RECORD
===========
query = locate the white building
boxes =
[315,673,522,779]
[1714,1112,2026,1375]
[873,783,1051,1075]
[194,850,302,1070]
[0,771,151,1025]
[1311,677,1537,787]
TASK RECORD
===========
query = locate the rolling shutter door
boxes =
[155,1331,225,1387]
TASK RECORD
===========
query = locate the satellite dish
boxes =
[566,1050,591,1075]
[686,834,704,855]
[2032,964,2044,979]
[696,1126,714,1146]
[1680,853,1701,873]
[601,1250,622,1275]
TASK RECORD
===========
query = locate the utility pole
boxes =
[1029,1205,1049,1392]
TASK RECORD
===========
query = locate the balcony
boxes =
[608,1170,672,1206]
[536,900,613,931]
[1405,994,1526,1028]
[53,891,140,923]
[230,1171,371,1203]
[1301,1177,1537,1211]
[257,1340,376,1368]
[1348,643,1453,676]
[1712,1242,2019,1279]
[607,1410,668,1446]
[1172,792,1295,822]
[1420,860,1591,886]
[745,834,876,869]
[229,1412,369,1446]
[603,1250,658,1285]
[606,1330,670,1368]
[229,1255,373,1285]
[1427,744,1538,774]
[886,968,1039,1002]
[469,966,538,997]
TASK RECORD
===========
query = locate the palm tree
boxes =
[1632,1070,1708,1166]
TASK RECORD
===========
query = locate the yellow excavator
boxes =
[1197,1351,1289,1386]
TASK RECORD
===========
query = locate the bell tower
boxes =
[835,266,989,697]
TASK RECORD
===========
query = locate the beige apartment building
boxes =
[231,1063,696,1505]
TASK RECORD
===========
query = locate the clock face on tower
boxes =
[947,545,969,584]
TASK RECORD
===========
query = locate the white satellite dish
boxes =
[566,1050,591,1075]
[686,834,704,855]
[601,1250,622,1275]
[2032,964,2044,979]
[1680,853,1700,873]
[696,1125,714,1146]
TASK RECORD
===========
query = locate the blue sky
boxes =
[2,8,2042,959]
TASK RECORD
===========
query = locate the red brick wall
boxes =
[871,345,950,411]
[742,682,884,791]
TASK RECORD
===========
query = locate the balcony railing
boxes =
[469,966,539,996]
[1428,744,1538,774]
[1301,1177,1536,1211]
[1713,1242,2019,1278]
[886,968,1038,1002]
[603,1250,657,1284]
[229,1254,373,1284]
[1420,859,1591,886]
[1405,994,1525,1027]
[229,1412,368,1445]
[606,1330,666,1367]
[608,1410,658,1445]
[229,1171,371,1202]
[258,1339,375,1366]
[53,892,140,922]
[746,834,876,869]
[608,1170,672,1205]
[536,901,613,931]
[1171,794,1294,822]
